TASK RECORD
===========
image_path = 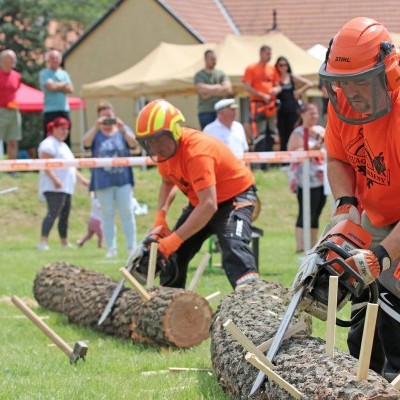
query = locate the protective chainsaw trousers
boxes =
[348,211,400,378]
[160,186,258,289]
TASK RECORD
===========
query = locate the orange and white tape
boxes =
[0,151,325,172]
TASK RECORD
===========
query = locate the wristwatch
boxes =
[372,245,391,272]
[335,196,359,208]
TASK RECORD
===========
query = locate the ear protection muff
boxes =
[380,41,400,91]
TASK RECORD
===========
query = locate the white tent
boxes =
[307,44,328,62]
[81,32,323,99]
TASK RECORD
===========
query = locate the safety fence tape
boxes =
[0,150,325,172]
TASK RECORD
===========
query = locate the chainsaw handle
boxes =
[318,241,352,260]
[318,241,379,327]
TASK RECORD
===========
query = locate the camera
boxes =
[102,118,117,126]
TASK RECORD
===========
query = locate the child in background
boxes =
[77,192,103,248]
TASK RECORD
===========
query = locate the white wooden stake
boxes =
[326,276,338,358]
[146,242,158,288]
[120,267,151,302]
[391,373,400,389]
[205,291,221,302]
[223,319,273,369]
[187,253,210,291]
[356,303,379,381]
[246,354,303,399]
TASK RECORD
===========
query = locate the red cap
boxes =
[47,117,70,135]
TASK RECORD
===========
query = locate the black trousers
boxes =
[348,281,400,376]
[160,187,258,289]
[296,186,326,229]
[41,192,71,239]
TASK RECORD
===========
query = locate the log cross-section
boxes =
[33,262,212,348]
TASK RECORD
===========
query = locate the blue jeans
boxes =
[96,184,137,251]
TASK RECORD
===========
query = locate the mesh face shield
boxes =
[319,62,391,124]
[137,130,178,163]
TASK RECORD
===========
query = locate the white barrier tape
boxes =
[0,151,324,172]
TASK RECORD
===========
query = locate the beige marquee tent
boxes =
[81,32,323,99]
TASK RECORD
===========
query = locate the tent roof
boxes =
[81,32,322,99]
[17,83,85,112]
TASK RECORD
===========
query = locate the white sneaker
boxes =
[62,243,75,249]
[37,242,50,251]
[105,249,117,258]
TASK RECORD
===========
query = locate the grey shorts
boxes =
[0,108,22,141]
[362,212,400,299]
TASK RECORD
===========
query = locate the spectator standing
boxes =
[275,56,313,152]
[37,118,89,250]
[39,50,73,146]
[242,45,281,170]
[0,49,22,164]
[194,49,232,129]
[203,98,248,160]
[82,101,138,258]
[287,103,326,252]
[135,99,259,289]
[320,17,400,382]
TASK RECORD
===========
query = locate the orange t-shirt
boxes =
[157,128,255,206]
[242,62,279,102]
[325,90,400,226]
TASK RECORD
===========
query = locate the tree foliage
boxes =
[43,0,115,50]
[0,0,51,86]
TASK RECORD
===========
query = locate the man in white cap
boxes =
[203,98,249,160]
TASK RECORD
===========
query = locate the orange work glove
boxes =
[158,232,183,259]
[345,249,382,285]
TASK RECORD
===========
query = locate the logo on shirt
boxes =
[345,128,390,188]
[364,139,390,188]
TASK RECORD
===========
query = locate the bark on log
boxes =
[210,280,400,400]
[33,262,212,348]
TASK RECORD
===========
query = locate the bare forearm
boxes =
[157,180,177,212]
[82,125,98,148]
[327,155,356,199]
[197,82,232,98]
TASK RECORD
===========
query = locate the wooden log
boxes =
[33,262,212,348]
[210,280,400,400]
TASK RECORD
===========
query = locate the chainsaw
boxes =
[97,236,180,326]
[250,219,379,395]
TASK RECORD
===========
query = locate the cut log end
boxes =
[163,292,212,348]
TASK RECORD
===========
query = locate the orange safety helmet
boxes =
[319,17,400,124]
[136,99,185,141]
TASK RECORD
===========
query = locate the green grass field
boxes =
[0,167,351,399]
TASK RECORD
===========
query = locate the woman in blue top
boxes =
[82,101,138,258]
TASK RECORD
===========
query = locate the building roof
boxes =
[64,0,400,59]
[161,0,400,49]
[222,0,400,49]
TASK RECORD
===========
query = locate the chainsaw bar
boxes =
[249,285,305,396]
[98,243,145,326]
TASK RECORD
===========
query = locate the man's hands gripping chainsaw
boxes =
[128,211,182,285]
[146,210,183,259]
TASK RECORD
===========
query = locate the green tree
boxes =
[43,0,115,49]
[0,0,52,154]
[0,0,51,86]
